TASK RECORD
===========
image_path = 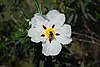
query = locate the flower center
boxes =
[45,28,56,38]
[41,24,60,43]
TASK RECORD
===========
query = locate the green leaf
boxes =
[87,13,97,22]
[80,0,89,19]
[74,14,78,23]
[67,14,74,24]
[34,0,42,14]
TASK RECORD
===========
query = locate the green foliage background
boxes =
[0,0,100,67]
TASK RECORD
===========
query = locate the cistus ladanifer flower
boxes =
[28,10,72,56]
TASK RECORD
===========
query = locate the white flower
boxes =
[28,10,72,56]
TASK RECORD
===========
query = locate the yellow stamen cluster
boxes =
[45,28,56,38]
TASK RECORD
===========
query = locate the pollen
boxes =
[45,28,56,38]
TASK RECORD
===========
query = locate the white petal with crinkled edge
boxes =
[30,13,47,28]
[42,39,62,56]
[31,37,46,43]
[56,24,71,37]
[42,41,50,56]
[28,27,46,43]
[46,10,65,27]
[49,39,62,56]
[28,28,38,37]
[31,37,41,43]
[56,35,72,45]
[28,28,41,42]
[56,24,72,44]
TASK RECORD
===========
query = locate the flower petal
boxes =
[28,28,45,43]
[42,41,50,56]
[56,24,72,37]
[42,39,62,56]
[31,37,41,43]
[28,28,38,37]
[56,24,72,44]
[56,35,72,44]
[46,10,65,27]
[30,13,47,28]
[49,39,62,56]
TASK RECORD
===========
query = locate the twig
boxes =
[83,23,100,42]
[73,38,100,46]
[92,32,100,40]
[72,32,100,43]
[83,24,95,43]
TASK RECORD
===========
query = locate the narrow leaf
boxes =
[34,0,42,14]
[87,13,97,22]
[80,0,89,19]
[67,14,74,24]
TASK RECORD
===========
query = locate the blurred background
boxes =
[0,0,100,67]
